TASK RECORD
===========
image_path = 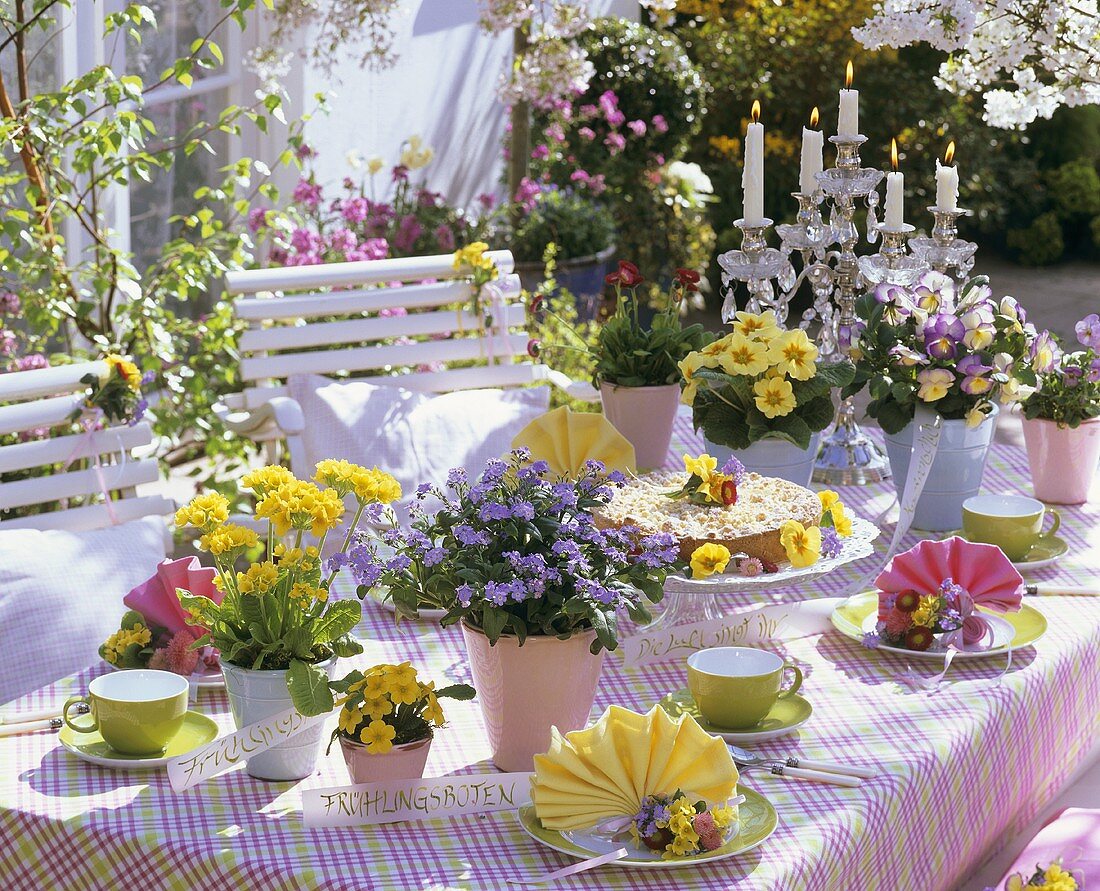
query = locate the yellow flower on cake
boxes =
[831,503,853,537]
[690,543,731,579]
[753,375,797,418]
[780,520,821,567]
[360,718,397,754]
[175,492,229,533]
[818,490,841,513]
[732,309,781,343]
[683,453,718,482]
[767,329,818,381]
[718,333,771,376]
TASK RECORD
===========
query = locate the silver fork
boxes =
[728,745,862,788]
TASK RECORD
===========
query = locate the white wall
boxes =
[287,0,638,208]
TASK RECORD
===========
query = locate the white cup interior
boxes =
[687,647,782,678]
[89,669,189,702]
[963,494,1043,518]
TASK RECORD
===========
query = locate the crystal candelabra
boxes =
[716,132,970,485]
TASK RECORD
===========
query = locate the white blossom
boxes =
[853,0,1100,129]
[502,36,594,108]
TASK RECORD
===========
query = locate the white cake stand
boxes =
[643,517,882,631]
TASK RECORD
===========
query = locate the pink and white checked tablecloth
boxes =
[3,422,1099,891]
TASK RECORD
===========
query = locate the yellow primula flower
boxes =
[679,351,716,406]
[718,333,771,377]
[240,465,295,498]
[780,521,821,568]
[289,582,327,603]
[753,376,797,418]
[399,135,434,170]
[362,695,394,721]
[359,718,397,754]
[255,479,345,538]
[1042,864,1078,891]
[101,623,152,664]
[338,705,364,735]
[732,310,781,343]
[683,453,718,482]
[453,242,496,275]
[767,329,818,381]
[911,595,940,628]
[362,672,388,699]
[236,561,279,596]
[105,354,142,391]
[199,523,259,556]
[422,683,446,726]
[712,804,736,830]
[175,492,229,533]
[690,543,731,579]
[386,673,423,706]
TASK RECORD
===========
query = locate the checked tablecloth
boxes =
[3,419,1099,891]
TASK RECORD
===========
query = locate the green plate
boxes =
[517,785,777,869]
[831,591,1048,656]
[59,710,218,770]
[957,532,1069,570]
[658,689,812,744]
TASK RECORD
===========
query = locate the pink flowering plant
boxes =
[333,450,683,653]
[1022,314,1100,429]
[846,273,1037,433]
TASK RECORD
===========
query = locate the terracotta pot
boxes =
[461,623,604,772]
[339,735,432,785]
[221,656,337,782]
[599,382,679,471]
[1023,416,1100,504]
[705,432,823,487]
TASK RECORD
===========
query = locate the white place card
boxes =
[302,772,534,828]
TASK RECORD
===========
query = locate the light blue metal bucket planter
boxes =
[705,432,823,488]
[883,406,999,532]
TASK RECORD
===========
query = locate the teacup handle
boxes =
[1040,508,1061,539]
[63,695,96,733]
[778,663,803,700]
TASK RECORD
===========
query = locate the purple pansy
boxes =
[923,314,966,361]
[1076,313,1100,350]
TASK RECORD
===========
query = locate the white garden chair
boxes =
[0,361,173,534]
[215,251,594,473]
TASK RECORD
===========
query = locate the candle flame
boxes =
[751,99,761,123]
[845,59,853,89]
[891,138,899,171]
[810,106,819,128]
[944,140,956,165]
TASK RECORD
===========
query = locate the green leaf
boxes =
[287,659,334,717]
[434,683,476,701]
[311,599,361,644]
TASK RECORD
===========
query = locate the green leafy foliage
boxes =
[511,190,616,263]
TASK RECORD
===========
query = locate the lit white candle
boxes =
[742,100,765,224]
[884,138,905,229]
[935,141,959,211]
[838,60,859,137]
[799,107,823,195]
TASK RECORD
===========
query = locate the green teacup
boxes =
[687,647,803,730]
[63,670,189,755]
[962,494,1061,562]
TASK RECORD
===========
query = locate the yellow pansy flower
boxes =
[916,368,954,402]
[690,543,731,579]
[718,333,771,376]
[683,453,718,482]
[359,718,397,754]
[818,490,840,513]
[732,310,781,342]
[767,329,818,381]
[832,503,853,537]
[174,492,229,533]
[753,376,797,418]
[780,521,821,567]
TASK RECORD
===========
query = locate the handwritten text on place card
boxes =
[619,599,841,668]
[168,705,325,792]
[302,773,534,828]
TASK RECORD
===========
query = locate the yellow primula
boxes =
[289,582,328,603]
[386,673,423,706]
[678,351,714,406]
[453,242,497,277]
[683,453,718,482]
[767,329,818,381]
[362,694,394,721]
[236,561,278,596]
[105,354,142,391]
[1041,864,1078,891]
[199,523,259,556]
[255,478,345,538]
[780,521,821,568]
[338,704,364,736]
[753,375,797,418]
[359,718,397,754]
[718,333,771,377]
[240,465,295,497]
[712,804,737,829]
[423,689,445,726]
[732,310,781,343]
[175,492,230,533]
[314,459,402,505]
[690,543,731,579]
[101,623,152,665]
[911,595,940,628]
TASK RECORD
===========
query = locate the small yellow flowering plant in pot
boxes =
[175,460,402,720]
[679,311,854,485]
[327,662,475,784]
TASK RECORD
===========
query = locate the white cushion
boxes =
[287,374,550,523]
[0,516,168,703]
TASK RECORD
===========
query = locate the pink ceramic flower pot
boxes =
[1023,417,1100,505]
[599,382,679,471]
[339,735,432,785]
[461,623,605,772]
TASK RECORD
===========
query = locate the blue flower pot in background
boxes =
[515,245,616,322]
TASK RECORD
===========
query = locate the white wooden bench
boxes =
[216,251,594,473]
[0,361,174,536]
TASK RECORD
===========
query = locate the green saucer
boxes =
[658,689,812,744]
[59,710,218,770]
[957,532,1069,569]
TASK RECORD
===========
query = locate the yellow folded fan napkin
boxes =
[511,406,636,479]
[531,705,739,831]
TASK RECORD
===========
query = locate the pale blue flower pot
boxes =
[704,432,823,488]
[883,406,998,532]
